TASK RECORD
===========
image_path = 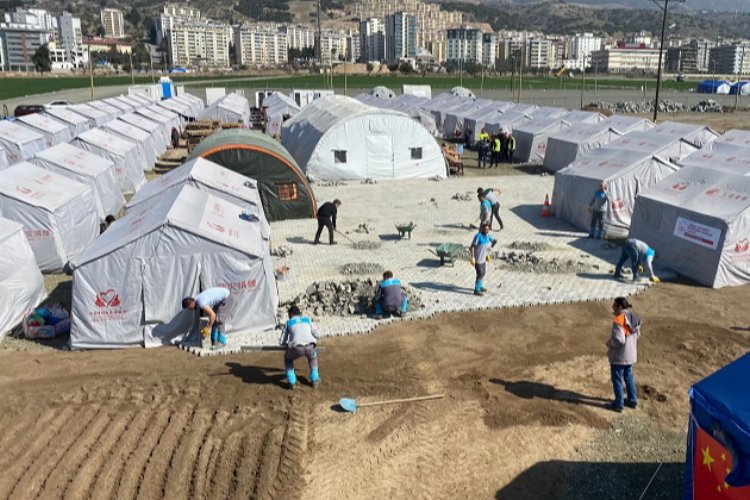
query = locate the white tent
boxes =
[552,148,678,239]
[68,104,110,127]
[157,97,193,119]
[126,93,155,106]
[32,143,125,219]
[444,101,514,139]
[198,92,250,126]
[630,166,750,288]
[282,95,446,181]
[604,115,655,135]
[484,110,533,138]
[15,112,72,148]
[113,95,146,110]
[562,110,607,124]
[537,107,569,118]
[402,84,431,99]
[356,93,438,136]
[678,143,750,176]
[605,130,700,164]
[103,97,134,114]
[511,103,541,116]
[136,105,181,147]
[0,120,47,164]
[421,93,465,130]
[69,185,278,349]
[651,121,719,149]
[449,86,476,99]
[0,146,6,168]
[87,101,122,123]
[262,92,301,138]
[43,107,94,136]
[369,86,396,100]
[513,117,571,163]
[118,112,168,155]
[0,162,98,272]
[543,123,621,172]
[0,216,47,335]
[714,129,750,150]
[72,128,146,195]
[104,119,158,171]
[173,94,205,117]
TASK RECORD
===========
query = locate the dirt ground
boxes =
[1,279,748,499]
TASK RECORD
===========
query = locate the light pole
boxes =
[735,45,746,110]
[652,0,685,122]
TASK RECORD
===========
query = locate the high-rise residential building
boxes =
[482,32,496,69]
[527,38,556,69]
[360,17,386,63]
[56,12,86,68]
[163,3,201,19]
[4,8,54,31]
[385,12,416,62]
[572,32,601,69]
[235,24,288,67]
[694,38,716,73]
[100,8,125,39]
[708,43,750,75]
[0,23,51,71]
[319,30,348,64]
[346,31,361,62]
[285,25,316,51]
[446,27,483,67]
[156,3,202,45]
[168,21,232,68]
[590,43,663,74]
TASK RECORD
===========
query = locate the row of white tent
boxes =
[198,92,251,127]
[552,126,750,288]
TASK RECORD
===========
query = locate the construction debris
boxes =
[493,251,593,274]
[587,99,725,114]
[353,223,375,234]
[508,241,552,252]
[282,279,423,317]
[340,262,385,276]
[316,180,348,187]
[271,245,294,258]
[452,192,473,201]
[361,178,377,184]
[352,241,381,250]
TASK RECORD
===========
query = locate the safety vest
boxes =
[380,278,401,288]
[508,137,516,151]
[493,138,501,152]
[613,313,632,337]
[479,132,490,142]
[286,315,312,328]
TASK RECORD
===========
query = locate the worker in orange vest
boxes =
[606,297,642,412]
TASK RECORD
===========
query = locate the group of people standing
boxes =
[468,128,516,169]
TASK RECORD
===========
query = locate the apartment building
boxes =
[385,12,416,62]
[235,24,287,67]
[0,23,51,71]
[591,43,663,74]
[360,17,386,63]
[286,25,316,50]
[100,8,125,39]
[572,32,602,69]
[156,3,202,45]
[168,21,231,68]
[446,27,483,66]
[482,33,496,69]
[4,8,54,31]
[57,12,85,68]
[709,43,750,75]
[319,30,348,64]
[527,38,557,69]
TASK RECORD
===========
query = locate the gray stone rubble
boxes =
[271,245,293,258]
[351,240,381,250]
[353,223,375,234]
[340,262,385,276]
[508,241,552,252]
[587,99,725,114]
[452,192,473,201]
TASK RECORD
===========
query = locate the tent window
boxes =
[334,150,347,164]
[276,182,298,201]
[410,147,423,160]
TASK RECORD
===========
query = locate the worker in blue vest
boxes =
[182,287,229,348]
[373,271,409,319]
[279,305,321,389]
[477,190,493,228]
[470,223,498,296]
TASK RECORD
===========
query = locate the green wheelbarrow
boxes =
[395,222,416,239]
[430,243,464,266]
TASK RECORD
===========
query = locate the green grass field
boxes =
[0,72,697,101]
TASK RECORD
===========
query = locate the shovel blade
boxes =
[339,397,358,413]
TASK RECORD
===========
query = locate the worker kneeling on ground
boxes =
[279,305,321,389]
[614,238,660,283]
[373,271,408,319]
[182,287,230,348]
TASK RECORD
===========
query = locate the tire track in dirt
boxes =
[231,432,260,499]
[270,396,311,500]
[161,407,213,498]
[189,410,231,499]
[134,404,195,500]
[7,406,98,500]
[34,406,111,500]
[252,425,285,500]
[207,430,244,499]
[0,405,61,470]
[0,406,76,498]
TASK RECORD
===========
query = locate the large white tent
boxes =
[102,97,134,114]
[355,93,437,136]
[126,93,155,106]
[262,92,301,138]
[0,120,47,164]
[537,107,569,118]
[630,166,750,288]
[604,130,700,164]
[0,146,6,167]
[651,121,718,149]
[176,93,205,113]
[442,99,502,139]
[678,143,750,175]
[0,216,47,335]
[604,115,655,135]
[0,162,98,272]
[104,119,158,171]
[552,148,678,239]
[86,101,122,123]
[282,95,446,181]
[449,86,476,99]
[562,110,607,124]
[513,117,571,163]
[32,143,125,219]
[136,105,180,148]
[484,110,533,138]
[714,129,750,150]
[69,185,278,349]
[72,128,146,195]
[157,98,193,120]
[15,113,72,148]
[369,86,396,100]
[43,107,94,136]
[68,104,110,127]
[198,92,250,126]
[118,112,168,154]
[543,123,621,172]
[113,95,146,110]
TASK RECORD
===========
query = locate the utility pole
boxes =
[580,66,585,109]
[518,41,524,103]
[652,0,685,121]
[735,46,745,110]
[129,51,135,85]
[89,50,94,100]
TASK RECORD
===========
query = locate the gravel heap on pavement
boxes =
[353,223,375,234]
[587,99,724,114]
[351,240,382,250]
[315,180,347,187]
[361,178,377,184]
[340,262,385,276]
[271,245,294,258]
[452,192,474,201]
[508,241,552,252]
[282,279,423,317]
[493,251,595,274]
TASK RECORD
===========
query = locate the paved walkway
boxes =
[183,174,665,356]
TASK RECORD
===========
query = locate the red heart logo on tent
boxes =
[95,289,120,308]
[207,222,225,233]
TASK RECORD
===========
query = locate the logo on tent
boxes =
[95,289,121,308]
[735,238,750,254]
[672,182,689,191]
[207,222,225,233]
[705,188,720,197]
[611,199,625,212]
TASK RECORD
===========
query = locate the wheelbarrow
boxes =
[395,222,416,239]
[430,243,464,266]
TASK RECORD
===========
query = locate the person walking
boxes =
[614,238,660,282]
[279,305,321,389]
[182,287,230,347]
[373,271,409,319]
[588,181,609,239]
[313,199,341,245]
[478,187,504,230]
[470,223,497,296]
[606,297,642,412]
[477,191,493,228]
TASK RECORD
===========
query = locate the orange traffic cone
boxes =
[541,194,553,217]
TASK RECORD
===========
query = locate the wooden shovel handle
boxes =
[357,394,444,408]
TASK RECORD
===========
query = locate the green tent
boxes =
[187,129,316,221]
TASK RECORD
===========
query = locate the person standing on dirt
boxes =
[313,199,341,245]
[279,305,321,389]
[182,287,230,347]
[613,238,660,282]
[470,223,497,296]
[588,181,609,239]
[478,187,504,231]
[606,297,642,412]
[373,271,408,319]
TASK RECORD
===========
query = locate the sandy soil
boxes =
[1,280,748,499]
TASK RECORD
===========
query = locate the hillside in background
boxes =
[504,0,750,13]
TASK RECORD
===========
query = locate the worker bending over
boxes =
[279,306,321,389]
[478,187,503,230]
[614,238,660,282]
[182,287,230,347]
[373,271,408,319]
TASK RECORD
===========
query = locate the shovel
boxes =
[335,229,356,244]
[338,393,444,413]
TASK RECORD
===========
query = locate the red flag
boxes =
[693,426,750,499]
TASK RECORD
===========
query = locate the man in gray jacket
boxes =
[279,306,321,389]
[606,297,641,412]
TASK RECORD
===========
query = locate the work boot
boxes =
[310,369,320,389]
[474,290,484,296]
[286,369,297,389]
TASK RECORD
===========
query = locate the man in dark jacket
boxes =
[313,199,341,245]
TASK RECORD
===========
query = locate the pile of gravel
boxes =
[315,180,347,187]
[271,245,293,258]
[508,241,552,252]
[351,240,381,250]
[493,251,594,274]
[452,192,473,201]
[353,223,375,234]
[587,99,725,114]
[340,262,385,276]
[283,279,422,317]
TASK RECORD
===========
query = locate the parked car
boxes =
[44,100,73,108]
[13,104,45,117]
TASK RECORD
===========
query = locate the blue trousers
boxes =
[610,364,637,409]
[614,243,639,278]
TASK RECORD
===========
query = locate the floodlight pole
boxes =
[735,46,745,110]
[653,0,670,122]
